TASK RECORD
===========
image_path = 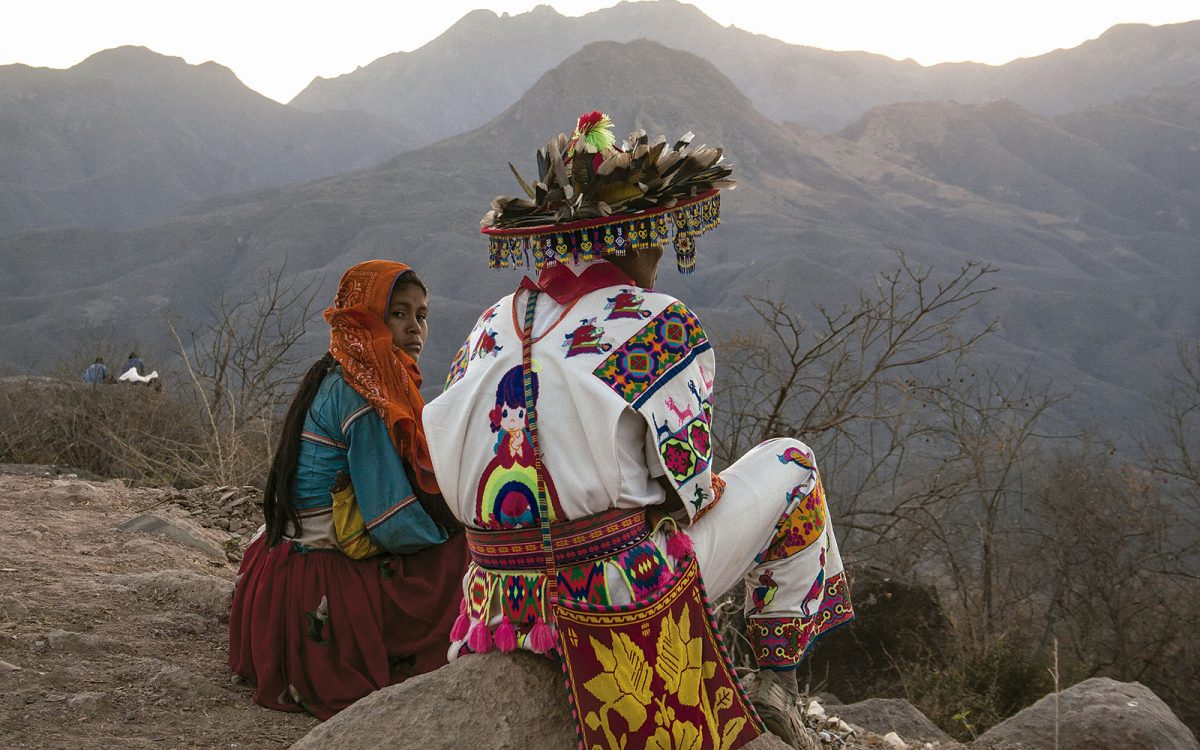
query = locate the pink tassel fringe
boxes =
[527,617,557,655]
[667,528,694,560]
[467,619,493,654]
[450,604,471,642]
[494,616,518,653]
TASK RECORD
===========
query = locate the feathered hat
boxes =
[481,111,735,274]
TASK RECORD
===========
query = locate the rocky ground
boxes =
[0,467,315,749]
[2,465,1196,750]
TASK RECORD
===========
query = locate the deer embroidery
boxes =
[664,396,694,425]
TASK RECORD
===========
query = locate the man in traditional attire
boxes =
[423,112,853,749]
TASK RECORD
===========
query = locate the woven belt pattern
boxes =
[466,508,648,570]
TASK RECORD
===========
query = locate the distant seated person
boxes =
[119,352,144,377]
[117,351,159,385]
[82,357,107,385]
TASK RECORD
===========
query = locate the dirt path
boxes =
[0,469,316,749]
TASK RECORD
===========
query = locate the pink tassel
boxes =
[667,528,694,560]
[467,619,493,654]
[494,616,518,653]
[527,616,557,655]
[450,599,470,642]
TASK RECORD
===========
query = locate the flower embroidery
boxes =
[663,443,693,477]
[584,632,654,731]
[688,423,710,457]
[655,603,708,706]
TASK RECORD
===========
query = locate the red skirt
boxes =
[228,532,467,720]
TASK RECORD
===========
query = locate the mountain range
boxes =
[291,1,1200,138]
[0,46,416,234]
[1,2,1198,446]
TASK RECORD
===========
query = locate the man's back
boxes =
[424,261,718,529]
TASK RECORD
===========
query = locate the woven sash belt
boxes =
[464,507,648,570]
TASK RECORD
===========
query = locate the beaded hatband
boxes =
[483,190,721,274]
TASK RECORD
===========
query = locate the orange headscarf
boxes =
[324,260,438,495]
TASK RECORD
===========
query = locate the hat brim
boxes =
[483,189,721,274]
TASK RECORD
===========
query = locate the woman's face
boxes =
[386,282,429,361]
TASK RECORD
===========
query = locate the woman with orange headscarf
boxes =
[228,260,466,720]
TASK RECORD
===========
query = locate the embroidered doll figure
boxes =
[474,365,564,528]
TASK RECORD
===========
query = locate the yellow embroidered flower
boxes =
[647,720,703,750]
[584,632,654,731]
[655,604,705,706]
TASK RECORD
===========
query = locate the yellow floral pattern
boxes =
[568,562,760,750]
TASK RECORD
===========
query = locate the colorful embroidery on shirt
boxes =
[475,365,565,528]
[756,480,827,564]
[445,339,470,390]
[603,288,653,320]
[562,317,612,357]
[652,382,713,485]
[471,327,503,360]
[593,302,710,406]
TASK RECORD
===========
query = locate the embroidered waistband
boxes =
[466,508,649,570]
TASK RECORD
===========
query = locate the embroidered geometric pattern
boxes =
[747,617,812,669]
[445,339,471,390]
[756,480,827,564]
[465,508,647,570]
[746,571,854,669]
[812,572,854,632]
[593,302,710,407]
[612,539,671,600]
[657,401,713,486]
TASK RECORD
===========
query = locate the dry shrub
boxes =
[0,376,267,488]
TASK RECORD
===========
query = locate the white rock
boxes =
[882,730,908,749]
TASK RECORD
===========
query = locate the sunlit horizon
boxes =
[4,0,1198,104]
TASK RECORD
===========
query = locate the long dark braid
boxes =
[263,352,337,545]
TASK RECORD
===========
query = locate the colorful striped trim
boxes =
[363,494,418,531]
[341,404,374,433]
[295,504,332,519]
[466,508,648,570]
[747,572,855,669]
[300,430,348,451]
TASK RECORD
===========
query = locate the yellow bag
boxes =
[331,471,385,559]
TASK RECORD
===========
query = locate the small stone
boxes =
[0,659,21,673]
[68,692,106,712]
[0,594,31,620]
[882,731,908,749]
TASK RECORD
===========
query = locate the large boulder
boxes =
[834,697,962,746]
[291,651,795,749]
[972,677,1199,750]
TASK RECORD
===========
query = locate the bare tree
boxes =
[714,253,998,543]
[156,262,320,486]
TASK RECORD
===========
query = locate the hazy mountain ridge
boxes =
[0,47,419,237]
[2,40,1196,445]
[290,1,1200,141]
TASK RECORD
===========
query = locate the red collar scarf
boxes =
[324,260,438,495]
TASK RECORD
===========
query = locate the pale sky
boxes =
[4,0,1198,104]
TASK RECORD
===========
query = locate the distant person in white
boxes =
[118,351,158,385]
